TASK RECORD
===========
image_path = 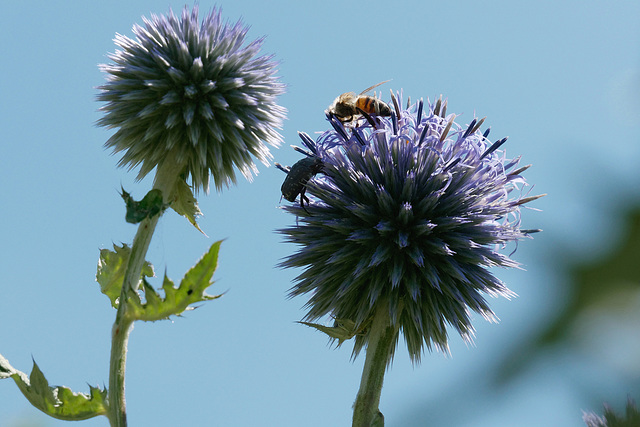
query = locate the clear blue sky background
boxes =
[1,0,639,426]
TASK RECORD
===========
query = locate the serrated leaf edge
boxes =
[129,241,223,321]
[1,355,107,421]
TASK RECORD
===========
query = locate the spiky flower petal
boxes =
[97,6,286,192]
[279,94,542,361]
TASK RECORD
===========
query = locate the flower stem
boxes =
[106,161,183,426]
[107,308,134,426]
[352,301,400,427]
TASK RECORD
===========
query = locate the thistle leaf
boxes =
[121,188,166,224]
[96,243,155,308]
[129,241,223,321]
[170,179,206,235]
[299,318,368,346]
[0,354,107,421]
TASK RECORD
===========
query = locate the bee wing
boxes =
[359,80,392,95]
[338,92,357,102]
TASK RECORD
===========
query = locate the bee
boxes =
[326,80,392,123]
[275,134,325,214]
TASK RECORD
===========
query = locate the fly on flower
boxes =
[279,90,544,361]
[326,81,392,123]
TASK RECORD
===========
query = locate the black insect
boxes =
[279,157,324,211]
[275,132,325,214]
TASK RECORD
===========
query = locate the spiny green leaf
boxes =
[299,318,370,346]
[170,179,205,235]
[121,187,166,224]
[96,243,154,308]
[129,241,223,321]
[0,354,107,421]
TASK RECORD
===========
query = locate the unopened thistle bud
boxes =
[98,5,286,192]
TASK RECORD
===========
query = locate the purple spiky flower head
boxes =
[97,5,286,192]
[278,93,543,361]
[583,398,640,427]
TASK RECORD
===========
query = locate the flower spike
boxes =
[416,98,424,127]
[480,136,508,160]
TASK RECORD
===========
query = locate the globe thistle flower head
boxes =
[97,5,286,192]
[583,398,640,427]
[279,93,542,361]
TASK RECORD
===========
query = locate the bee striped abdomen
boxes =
[356,96,391,116]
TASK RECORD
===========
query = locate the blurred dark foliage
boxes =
[398,206,640,426]
[496,207,640,383]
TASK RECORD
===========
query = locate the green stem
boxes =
[106,161,184,426]
[106,308,134,426]
[352,301,400,427]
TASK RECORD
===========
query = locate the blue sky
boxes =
[1,0,639,426]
